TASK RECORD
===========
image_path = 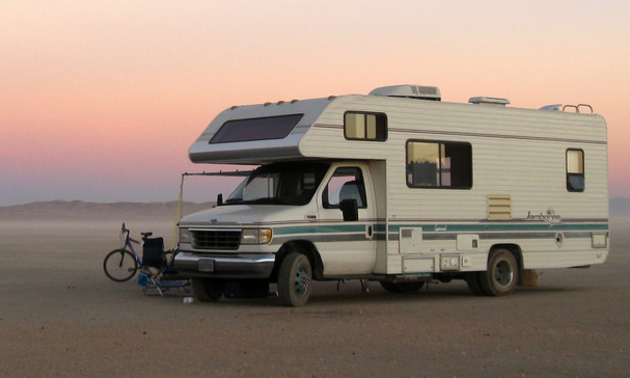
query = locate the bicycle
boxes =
[103,223,190,296]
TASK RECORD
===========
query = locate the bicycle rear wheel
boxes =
[104,249,138,282]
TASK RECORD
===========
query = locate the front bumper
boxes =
[174,252,276,279]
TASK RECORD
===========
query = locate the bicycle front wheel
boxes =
[103,249,138,282]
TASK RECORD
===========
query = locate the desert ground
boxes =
[0,207,628,377]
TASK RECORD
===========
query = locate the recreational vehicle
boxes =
[174,85,609,306]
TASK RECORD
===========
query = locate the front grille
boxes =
[191,229,241,250]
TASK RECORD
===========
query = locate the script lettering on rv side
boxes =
[525,208,562,224]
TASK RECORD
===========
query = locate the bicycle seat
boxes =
[141,232,153,238]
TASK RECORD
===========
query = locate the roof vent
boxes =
[370,85,441,101]
[469,97,510,106]
[539,104,562,111]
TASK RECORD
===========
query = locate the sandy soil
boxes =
[0,214,628,377]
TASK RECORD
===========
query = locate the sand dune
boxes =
[0,200,215,221]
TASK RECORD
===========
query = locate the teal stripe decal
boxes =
[387,223,608,233]
[274,224,367,236]
[271,221,607,237]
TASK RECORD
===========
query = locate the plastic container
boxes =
[137,272,148,287]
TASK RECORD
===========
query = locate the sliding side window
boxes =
[406,140,472,189]
[566,149,585,192]
[344,112,387,141]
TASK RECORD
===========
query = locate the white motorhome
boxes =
[174,85,609,306]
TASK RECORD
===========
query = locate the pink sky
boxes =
[2,1,629,205]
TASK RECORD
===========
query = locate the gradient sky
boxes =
[2,1,629,206]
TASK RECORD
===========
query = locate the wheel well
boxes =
[489,243,523,271]
[270,240,324,282]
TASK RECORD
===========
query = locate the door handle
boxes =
[366,224,374,239]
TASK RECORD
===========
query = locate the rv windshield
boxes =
[225,162,330,206]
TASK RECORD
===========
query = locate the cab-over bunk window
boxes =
[344,111,387,141]
[210,114,303,143]
[406,140,472,189]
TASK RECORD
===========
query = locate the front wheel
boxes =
[277,252,312,307]
[103,249,138,282]
[478,249,519,296]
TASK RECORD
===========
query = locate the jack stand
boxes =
[360,279,369,293]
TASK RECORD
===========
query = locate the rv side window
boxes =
[344,112,387,141]
[323,167,367,209]
[406,140,472,189]
[566,149,585,192]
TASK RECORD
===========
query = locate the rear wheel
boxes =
[103,249,138,282]
[277,252,312,307]
[380,281,425,293]
[191,278,225,302]
[479,249,519,296]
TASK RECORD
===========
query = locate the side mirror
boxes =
[340,199,358,222]
[216,193,223,207]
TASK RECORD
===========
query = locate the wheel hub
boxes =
[494,260,514,288]
[294,268,310,297]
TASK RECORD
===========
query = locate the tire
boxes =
[380,281,425,293]
[103,249,138,282]
[277,252,312,307]
[465,272,485,296]
[478,249,519,296]
[191,278,225,302]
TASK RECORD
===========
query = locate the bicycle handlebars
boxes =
[120,222,153,240]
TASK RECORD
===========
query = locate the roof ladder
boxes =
[562,104,594,114]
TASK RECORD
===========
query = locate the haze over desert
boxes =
[0,203,627,377]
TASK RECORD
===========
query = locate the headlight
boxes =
[178,228,192,243]
[241,228,273,245]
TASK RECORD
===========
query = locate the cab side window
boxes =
[323,167,367,209]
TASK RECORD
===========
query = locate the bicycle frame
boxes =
[120,223,144,268]
[120,222,176,276]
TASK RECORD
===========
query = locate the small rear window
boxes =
[566,149,585,192]
[210,114,303,144]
